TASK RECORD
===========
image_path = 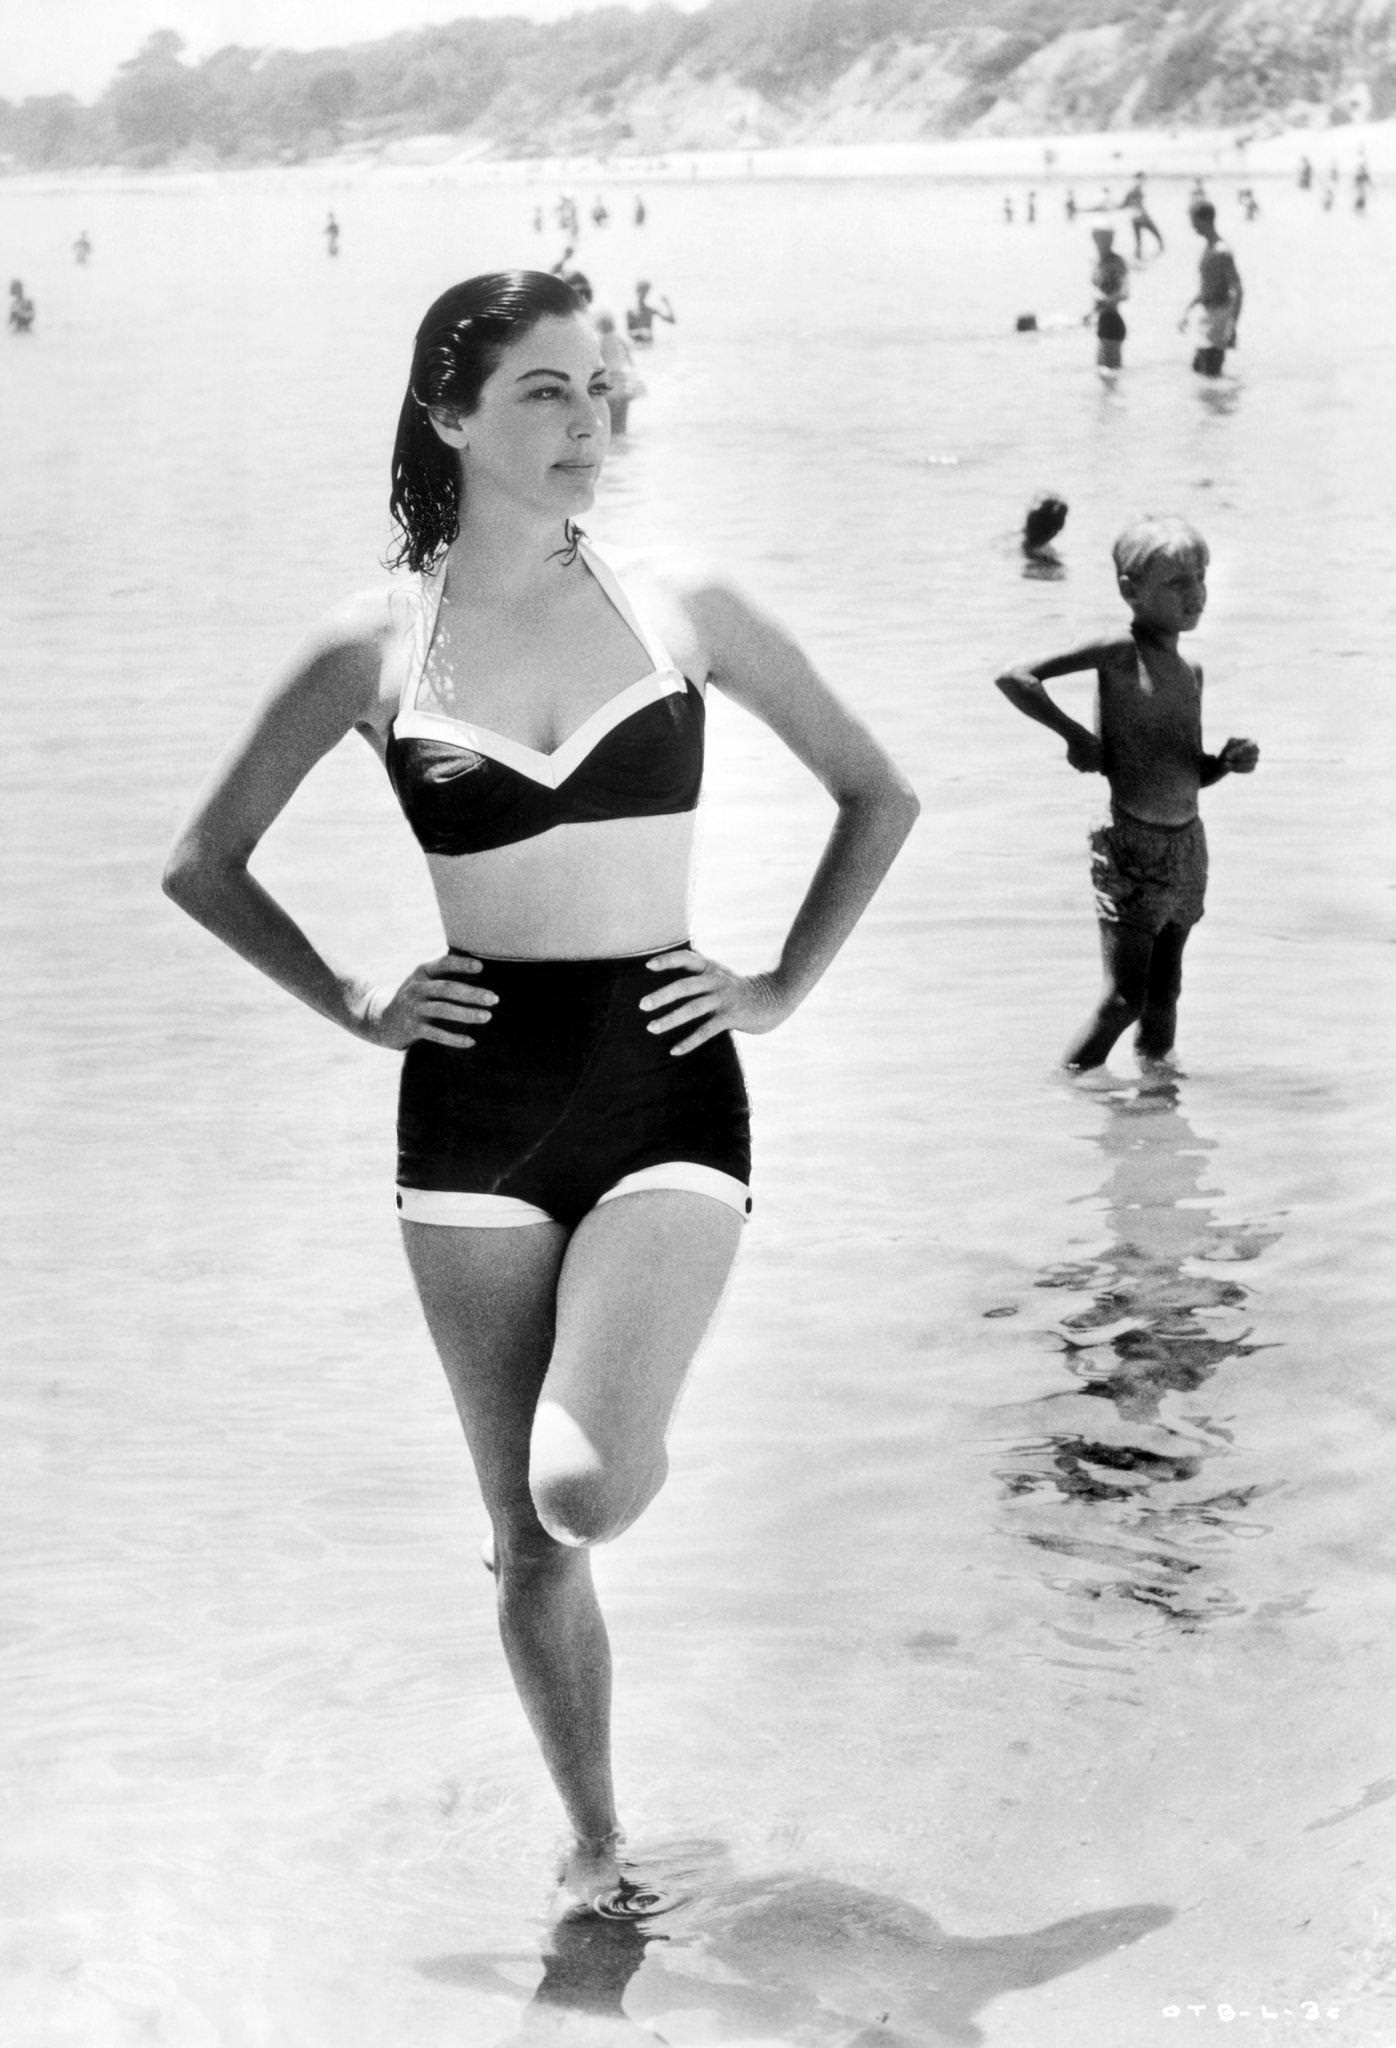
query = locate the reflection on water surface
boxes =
[994,1086,1283,1633]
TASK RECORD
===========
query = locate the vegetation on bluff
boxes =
[2,0,1392,172]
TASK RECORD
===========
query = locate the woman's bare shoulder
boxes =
[307,579,414,657]
[283,577,419,733]
[601,546,729,681]
[608,545,757,679]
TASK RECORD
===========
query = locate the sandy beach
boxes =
[9,117,1396,195]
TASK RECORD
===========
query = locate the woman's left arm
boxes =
[642,573,920,1055]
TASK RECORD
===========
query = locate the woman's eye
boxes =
[590,381,613,398]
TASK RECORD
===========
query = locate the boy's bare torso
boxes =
[1097,635,1204,826]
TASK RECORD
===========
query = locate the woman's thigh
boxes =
[539,1191,745,1477]
[400,1218,568,1527]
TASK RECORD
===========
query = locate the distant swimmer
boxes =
[8,279,35,333]
[994,513,1259,1074]
[1003,196,1015,224]
[1354,156,1373,213]
[1065,189,1078,220]
[73,230,93,265]
[324,212,340,257]
[1022,495,1068,567]
[1238,185,1260,221]
[1090,226,1129,372]
[532,206,544,233]
[1026,190,1037,224]
[591,195,609,227]
[633,193,646,226]
[551,245,591,295]
[626,279,675,344]
[1120,173,1164,257]
[1297,155,1313,190]
[1180,201,1242,377]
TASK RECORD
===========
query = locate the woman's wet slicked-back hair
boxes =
[388,269,584,573]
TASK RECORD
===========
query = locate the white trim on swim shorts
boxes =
[396,1160,750,1228]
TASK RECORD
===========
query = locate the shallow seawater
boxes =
[1,162,1394,2047]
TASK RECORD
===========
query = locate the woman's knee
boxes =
[528,1413,668,1548]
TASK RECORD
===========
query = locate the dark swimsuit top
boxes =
[385,543,704,857]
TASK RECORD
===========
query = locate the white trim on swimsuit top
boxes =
[396,1160,751,1227]
[393,540,691,791]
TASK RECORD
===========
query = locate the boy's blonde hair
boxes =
[1112,514,1209,586]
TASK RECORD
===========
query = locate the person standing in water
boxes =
[1180,201,1243,376]
[8,279,35,332]
[994,514,1258,1074]
[324,212,340,256]
[1090,226,1129,372]
[1120,173,1164,257]
[162,269,918,1914]
[626,279,675,344]
[594,309,640,435]
[73,229,93,264]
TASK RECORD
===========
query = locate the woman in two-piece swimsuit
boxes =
[164,270,919,1912]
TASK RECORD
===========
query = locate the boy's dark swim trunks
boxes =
[1089,807,1207,934]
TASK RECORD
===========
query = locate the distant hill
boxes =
[3,0,1394,172]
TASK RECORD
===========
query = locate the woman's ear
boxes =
[427,408,469,449]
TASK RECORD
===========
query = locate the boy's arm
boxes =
[994,640,1117,774]
[1200,738,1259,783]
[1196,667,1260,783]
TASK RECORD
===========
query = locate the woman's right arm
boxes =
[162,598,494,1050]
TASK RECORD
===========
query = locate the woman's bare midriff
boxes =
[425,812,696,959]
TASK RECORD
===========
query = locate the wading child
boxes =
[994,515,1259,1073]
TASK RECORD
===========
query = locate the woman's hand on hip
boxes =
[361,954,497,1049]
[641,948,790,1055]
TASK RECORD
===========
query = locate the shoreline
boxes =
[3,117,1392,195]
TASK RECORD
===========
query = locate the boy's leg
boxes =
[1063,920,1155,1070]
[1136,922,1190,1061]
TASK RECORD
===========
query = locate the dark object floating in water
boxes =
[1016,312,1038,331]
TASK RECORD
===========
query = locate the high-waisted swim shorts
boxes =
[1089,809,1208,935]
[396,947,752,1228]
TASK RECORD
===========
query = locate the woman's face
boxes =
[454,312,612,521]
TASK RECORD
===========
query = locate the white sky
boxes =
[2,0,707,105]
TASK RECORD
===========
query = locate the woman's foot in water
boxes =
[553,1830,627,1918]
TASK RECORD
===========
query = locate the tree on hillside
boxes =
[103,29,204,163]
[0,93,93,168]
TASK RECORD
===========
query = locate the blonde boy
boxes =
[995,516,1259,1071]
